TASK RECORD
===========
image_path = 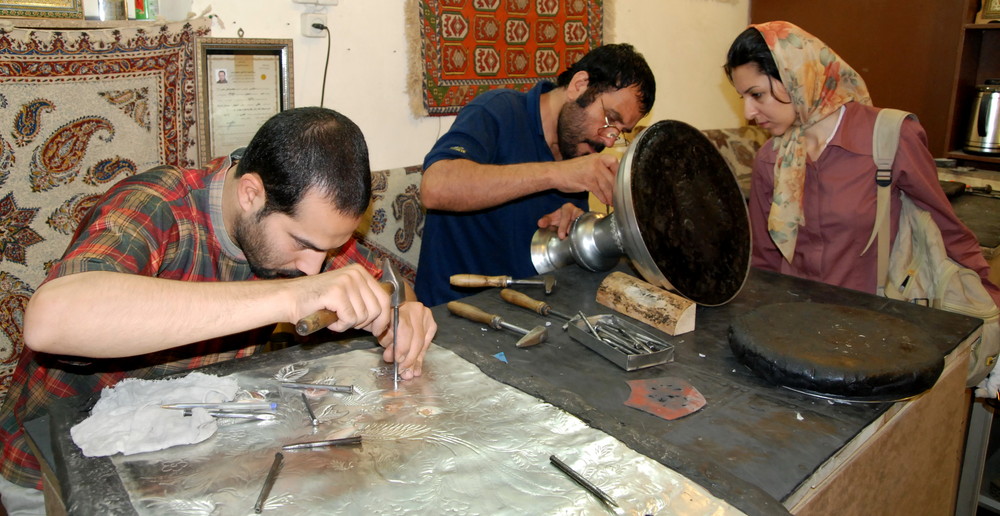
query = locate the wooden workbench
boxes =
[38,265,980,515]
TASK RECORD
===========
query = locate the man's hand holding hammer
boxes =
[290,261,436,381]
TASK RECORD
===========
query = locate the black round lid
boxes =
[729,303,944,400]
[625,120,751,305]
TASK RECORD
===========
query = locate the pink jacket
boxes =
[749,102,1000,307]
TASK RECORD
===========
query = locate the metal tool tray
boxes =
[567,314,675,371]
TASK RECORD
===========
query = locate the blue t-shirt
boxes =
[415,82,588,306]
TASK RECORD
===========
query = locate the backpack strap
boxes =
[862,108,915,295]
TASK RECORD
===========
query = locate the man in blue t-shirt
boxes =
[415,44,656,306]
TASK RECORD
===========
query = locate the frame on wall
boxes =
[195,37,294,166]
[0,0,83,18]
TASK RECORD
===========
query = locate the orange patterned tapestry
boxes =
[414,0,605,116]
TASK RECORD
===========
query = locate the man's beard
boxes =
[556,99,606,159]
[233,211,304,279]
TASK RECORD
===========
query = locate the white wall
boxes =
[189,0,749,170]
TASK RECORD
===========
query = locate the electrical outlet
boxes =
[301,13,328,38]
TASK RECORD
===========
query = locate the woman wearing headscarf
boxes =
[724,21,1000,307]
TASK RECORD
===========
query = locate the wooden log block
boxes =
[595,271,696,336]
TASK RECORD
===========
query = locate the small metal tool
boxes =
[162,401,277,412]
[599,324,653,353]
[281,382,355,394]
[596,327,642,354]
[254,452,284,514]
[450,273,556,295]
[301,392,319,427]
[499,289,573,321]
[206,412,277,421]
[282,435,363,450]
[549,455,619,509]
[392,282,400,391]
[579,311,602,340]
[447,301,548,347]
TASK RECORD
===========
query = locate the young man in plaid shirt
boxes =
[0,107,437,513]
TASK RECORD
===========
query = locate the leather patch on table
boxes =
[729,303,944,400]
[625,377,706,420]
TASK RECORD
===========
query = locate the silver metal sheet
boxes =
[111,345,745,515]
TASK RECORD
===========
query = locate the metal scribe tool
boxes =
[392,286,400,390]
[549,455,620,510]
[162,401,277,411]
[253,452,284,514]
[280,382,355,394]
[282,435,363,450]
[206,412,277,421]
[301,392,319,427]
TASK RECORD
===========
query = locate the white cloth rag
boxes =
[70,372,240,457]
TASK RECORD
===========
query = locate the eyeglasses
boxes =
[598,99,630,147]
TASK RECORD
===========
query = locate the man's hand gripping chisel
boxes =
[295,258,406,389]
[446,301,548,347]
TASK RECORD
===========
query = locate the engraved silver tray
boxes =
[110,345,741,515]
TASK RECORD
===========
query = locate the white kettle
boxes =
[965,79,1000,154]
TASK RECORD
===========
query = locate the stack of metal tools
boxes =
[498,287,674,370]
[566,313,675,371]
[446,284,675,371]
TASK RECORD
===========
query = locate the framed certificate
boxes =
[195,37,294,166]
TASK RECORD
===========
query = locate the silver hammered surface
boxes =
[111,346,745,516]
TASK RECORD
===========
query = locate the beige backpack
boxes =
[864,108,1000,390]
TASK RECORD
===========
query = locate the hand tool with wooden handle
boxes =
[446,301,547,347]
[293,284,392,336]
[499,288,574,322]
[294,258,406,388]
[450,273,556,294]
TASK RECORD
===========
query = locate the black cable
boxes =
[313,23,331,108]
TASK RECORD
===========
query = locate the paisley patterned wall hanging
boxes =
[355,166,425,284]
[0,18,211,403]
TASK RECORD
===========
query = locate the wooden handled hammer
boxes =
[295,258,406,336]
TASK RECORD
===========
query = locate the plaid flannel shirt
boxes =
[0,156,379,488]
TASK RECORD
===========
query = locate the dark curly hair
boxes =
[236,107,371,219]
[556,43,656,114]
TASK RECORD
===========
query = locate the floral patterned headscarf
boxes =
[752,21,872,262]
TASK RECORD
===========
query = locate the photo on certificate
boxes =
[195,37,294,166]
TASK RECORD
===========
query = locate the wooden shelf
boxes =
[947,150,1000,166]
[944,4,1000,171]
